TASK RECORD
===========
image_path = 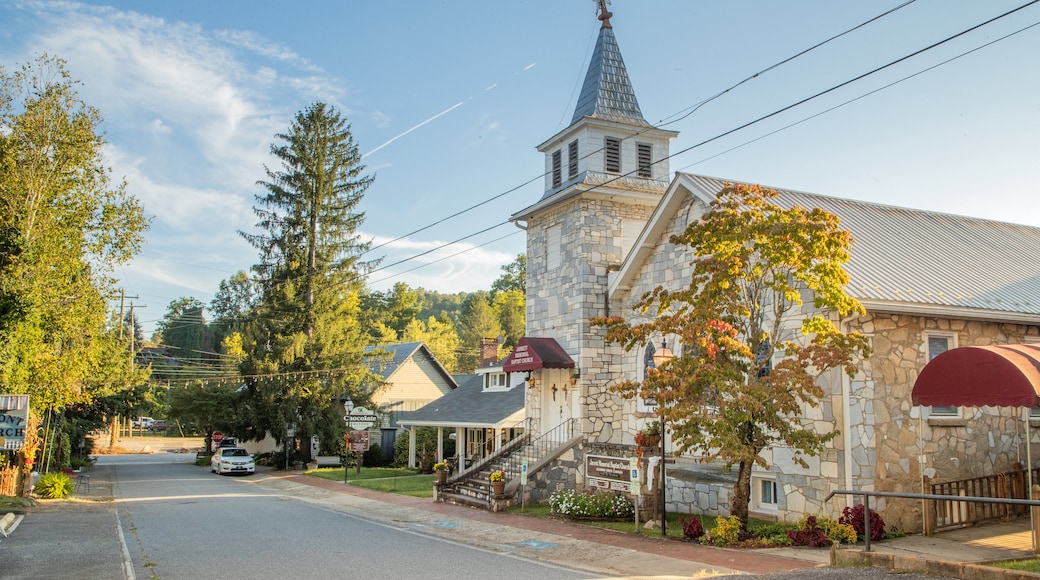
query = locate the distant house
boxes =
[398,360,526,473]
[365,342,457,421]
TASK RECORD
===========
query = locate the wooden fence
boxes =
[924,464,1040,533]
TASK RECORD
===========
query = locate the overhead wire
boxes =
[135,2,1037,345]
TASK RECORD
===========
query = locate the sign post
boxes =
[520,457,529,512]
[630,457,640,531]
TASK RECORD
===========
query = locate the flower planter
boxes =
[635,433,661,448]
[491,481,505,495]
[436,470,447,484]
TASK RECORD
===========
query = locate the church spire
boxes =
[571,2,649,127]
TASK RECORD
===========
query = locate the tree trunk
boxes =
[109,415,119,449]
[732,459,753,537]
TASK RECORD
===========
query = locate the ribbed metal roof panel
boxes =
[571,26,650,127]
[680,174,1040,316]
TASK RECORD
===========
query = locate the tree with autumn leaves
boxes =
[592,183,871,537]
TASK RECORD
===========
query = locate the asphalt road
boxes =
[3,454,593,580]
[1,449,963,580]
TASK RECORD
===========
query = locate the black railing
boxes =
[453,418,579,486]
[825,489,1040,553]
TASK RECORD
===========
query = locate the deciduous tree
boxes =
[592,183,870,536]
[0,55,149,410]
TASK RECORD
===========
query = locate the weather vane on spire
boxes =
[596,0,613,29]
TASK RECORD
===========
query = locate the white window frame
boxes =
[926,332,961,418]
[751,474,779,514]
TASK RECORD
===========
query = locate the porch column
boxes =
[437,426,444,462]
[408,426,416,468]
[494,427,502,453]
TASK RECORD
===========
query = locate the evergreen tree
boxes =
[239,102,378,458]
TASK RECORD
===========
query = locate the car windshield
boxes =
[222,449,249,457]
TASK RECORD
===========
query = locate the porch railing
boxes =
[925,464,1040,531]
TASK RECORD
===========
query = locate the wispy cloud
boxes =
[363,102,464,158]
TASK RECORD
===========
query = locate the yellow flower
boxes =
[489,470,505,482]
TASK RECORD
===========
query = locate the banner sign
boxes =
[586,454,631,492]
[0,394,30,450]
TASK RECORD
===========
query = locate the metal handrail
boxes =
[824,489,1040,552]
[452,418,578,487]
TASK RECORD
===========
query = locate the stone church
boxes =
[505,4,1040,532]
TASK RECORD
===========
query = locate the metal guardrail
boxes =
[825,489,1040,552]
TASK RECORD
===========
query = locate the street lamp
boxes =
[340,394,354,483]
[652,339,674,538]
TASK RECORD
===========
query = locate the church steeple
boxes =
[571,1,649,127]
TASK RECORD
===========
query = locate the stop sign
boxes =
[212,431,224,443]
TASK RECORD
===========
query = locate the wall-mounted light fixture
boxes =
[551,383,558,401]
[569,368,580,386]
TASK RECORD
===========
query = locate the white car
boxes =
[132,417,153,429]
[210,448,255,476]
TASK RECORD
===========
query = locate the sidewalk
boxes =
[252,468,1040,579]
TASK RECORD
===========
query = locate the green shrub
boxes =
[35,472,75,499]
[549,489,634,519]
[754,522,798,545]
[363,443,386,467]
[709,515,742,546]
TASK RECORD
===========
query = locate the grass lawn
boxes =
[304,467,435,498]
[0,496,34,510]
[991,559,1040,573]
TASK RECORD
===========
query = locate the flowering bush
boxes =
[433,461,448,472]
[549,489,635,519]
[839,504,885,541]
[489,470,505,482]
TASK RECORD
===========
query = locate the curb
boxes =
[833,546,1040,579]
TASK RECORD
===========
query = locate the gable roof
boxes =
[612,173,1040,323]
[398,374,525,428]
[365,342,457,386]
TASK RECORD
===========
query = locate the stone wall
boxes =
[850,313,1040,531]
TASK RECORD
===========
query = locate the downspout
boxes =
[840,314,857,506]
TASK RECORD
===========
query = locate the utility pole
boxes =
[111,289,140,447]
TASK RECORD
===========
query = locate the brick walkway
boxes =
[279,472,818,576]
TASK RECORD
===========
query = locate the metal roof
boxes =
[570,22,649,127]
[680,174,1040,317]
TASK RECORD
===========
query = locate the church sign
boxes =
[0,394,30,450]
[586,454,631,492]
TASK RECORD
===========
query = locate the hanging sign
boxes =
[521,456,529,485]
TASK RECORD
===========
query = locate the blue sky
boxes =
[2,1,1039,335]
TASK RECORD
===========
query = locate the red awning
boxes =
[911,344,1040,407]
[503,337,576,372]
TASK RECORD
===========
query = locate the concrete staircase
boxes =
[435,418,582,512]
